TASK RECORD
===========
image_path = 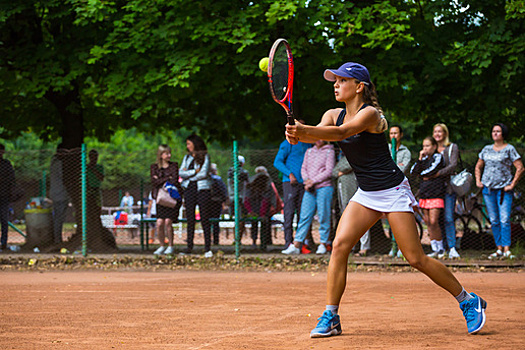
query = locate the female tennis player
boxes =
[285,62,487,338]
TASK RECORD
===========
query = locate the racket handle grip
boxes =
[286,111,295,125]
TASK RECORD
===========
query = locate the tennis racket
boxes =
[267,38,295,125]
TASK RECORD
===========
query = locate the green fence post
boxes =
[81,144,87,257]
[391,137,397,162]
[140,178,145,251]
[233,140,240,259]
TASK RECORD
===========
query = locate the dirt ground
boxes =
[0,270,523,350]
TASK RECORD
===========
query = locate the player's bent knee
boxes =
[405,254,427,270]
[331,239,353,258]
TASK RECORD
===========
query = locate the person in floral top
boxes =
[475,123,523,259]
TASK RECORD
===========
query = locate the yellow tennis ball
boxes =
[259,57,269,72]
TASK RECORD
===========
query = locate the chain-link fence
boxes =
[1,143,524,259]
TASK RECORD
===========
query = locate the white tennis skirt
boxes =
[350,178,417,213]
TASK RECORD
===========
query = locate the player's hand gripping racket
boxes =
[268,38,295,125]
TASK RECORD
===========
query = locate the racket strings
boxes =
[271,44,289,101]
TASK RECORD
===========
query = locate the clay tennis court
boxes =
[1,269,524,349]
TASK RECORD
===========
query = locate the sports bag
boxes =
[449,146,472,197]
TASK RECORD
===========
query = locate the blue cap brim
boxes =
[323,68,370,85]
[323,69,342,82]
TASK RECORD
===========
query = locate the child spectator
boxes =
[411,136,446,258]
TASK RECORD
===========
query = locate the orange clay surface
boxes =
[1,270,524,349]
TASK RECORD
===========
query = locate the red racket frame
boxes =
[267,38,295,125]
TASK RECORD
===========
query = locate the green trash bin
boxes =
[24,208,53,248]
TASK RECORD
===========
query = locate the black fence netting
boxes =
[1,145,524,259]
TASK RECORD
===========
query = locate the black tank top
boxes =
[336,106,404,191]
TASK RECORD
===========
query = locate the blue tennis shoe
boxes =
[310,310,342,338]
[459,293,487,334]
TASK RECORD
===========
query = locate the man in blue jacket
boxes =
[273,127,311,250]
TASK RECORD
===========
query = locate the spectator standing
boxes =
[273,129,311,249]
[433,123,461,259]
[332,155,370,256]
[119,191,134,213]
[227,155,250,237]
[475,123,523,259]
[209,163,228,245]
[244,166,277,251]
[387,125,412,258]
[49,145,69,244]
[0,144,15,251]
[388,125,412,173]
[282,140,335,255]
[411,136,446,258]
[151,144,182,255]
[179,134,213,257]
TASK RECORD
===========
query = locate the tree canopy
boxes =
[1,0,524,147]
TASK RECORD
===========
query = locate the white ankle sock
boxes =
[455,288,474,303]
[326,305,339,315]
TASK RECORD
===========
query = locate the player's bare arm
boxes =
[285,109,337,144]
[287,106,380,142]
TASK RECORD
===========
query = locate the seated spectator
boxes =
[120,191,134,213]
[244,166,276,251]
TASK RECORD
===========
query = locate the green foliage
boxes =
[0,0,523,147]
[1,129,239,191]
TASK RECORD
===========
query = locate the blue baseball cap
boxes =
[323,62,371,85]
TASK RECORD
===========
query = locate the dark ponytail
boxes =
[360,81,387,132]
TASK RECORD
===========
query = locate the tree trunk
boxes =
[44,88,117,253]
